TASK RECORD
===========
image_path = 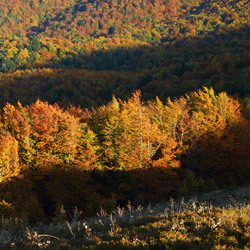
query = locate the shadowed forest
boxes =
[0,0,250,226]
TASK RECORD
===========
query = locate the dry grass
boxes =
[0,185,250,249]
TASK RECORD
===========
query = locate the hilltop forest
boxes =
[0,0,250,222]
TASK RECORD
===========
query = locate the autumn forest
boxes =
[0,0,250,224]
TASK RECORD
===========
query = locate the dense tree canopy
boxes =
[0,89,250,221]
[0,0,250,223]
[0,0,249,108]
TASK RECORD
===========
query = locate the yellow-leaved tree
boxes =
[0,130,19,182]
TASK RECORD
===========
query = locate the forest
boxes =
[0,0,250,225]
[0,0,249,107]
[1,88,250,222]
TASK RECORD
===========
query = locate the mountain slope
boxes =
[0,0,249,108]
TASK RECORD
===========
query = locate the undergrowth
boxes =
[0,186,250,249]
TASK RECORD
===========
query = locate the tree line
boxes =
[1,88,250,222]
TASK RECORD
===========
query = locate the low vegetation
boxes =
[0,186,249,249]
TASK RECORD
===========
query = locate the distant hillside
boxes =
[1,0,249,42]
[0,0,249,107]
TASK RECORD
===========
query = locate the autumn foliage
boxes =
[0,0,249,224]
[0,0,249,110]
[0,88,250,222]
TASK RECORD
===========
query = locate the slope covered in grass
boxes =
[1,186,250,249]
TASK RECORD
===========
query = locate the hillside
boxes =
[0,0,249,107]
[0,0,250,232]
[1,0,249,42]
[1,88,250,223]
[1,185,250,249]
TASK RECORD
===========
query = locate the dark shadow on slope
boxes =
[0,165,180,224]
[179,120,250,196]
[1,167,250,249]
